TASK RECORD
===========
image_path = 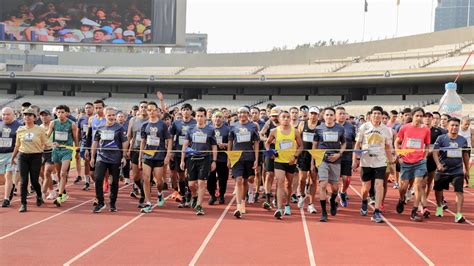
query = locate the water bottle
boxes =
[439,82,463,118]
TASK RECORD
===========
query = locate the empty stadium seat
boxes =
[100,67,183,76]
[260,64,343,75]
[179,66,262,75]
[31,65,104,75]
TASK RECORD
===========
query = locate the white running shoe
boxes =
[307,204,317,214]
[297,195,305,209]
[47,190,58,200]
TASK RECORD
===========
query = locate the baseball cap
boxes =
[300,105,309,112]
[58,29,72,36]
[22,107,37,117]
[270,107,281,116]
[309,107,320,113]
[39,110,51,116]
[123,30,135,37]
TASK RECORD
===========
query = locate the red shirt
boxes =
[397,123,430,164]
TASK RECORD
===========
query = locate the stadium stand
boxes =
[259,63,344,75]
[31,65,105,75]
[100,67,184,76]
[427,55,474,68]
[178,66,263,75]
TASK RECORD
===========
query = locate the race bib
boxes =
[216,136,223,145]
[0,138,12,148]
[100,130,115,141]
[178,135,186,145]
[147,136,160,146]
[2,129,10,138]
[367,144,382,155]
[135,134,142,144]
[24,133,34,142]
[406,138,422,149]
[236,132,251,143]
[82,124,89,133]
[55,131,68,142]
[447,149,462,158]
[279,140,293,150]
[192,133,207,144]
[323,131,338,142]
[302,132,314,143]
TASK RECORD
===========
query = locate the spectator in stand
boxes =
[24,18,51,42]
[81,29,107,43]
[94,9,108,26]
[112,30,142,44]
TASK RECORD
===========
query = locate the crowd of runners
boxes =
[0,91,472,224]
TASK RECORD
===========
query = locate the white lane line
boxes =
[427,199,474,226]
[0,184,131,240]
[463,189,474,196]
[189,196,236,266]
[63,194,172,266]
[300,208,316,266]
[349,185,435,266]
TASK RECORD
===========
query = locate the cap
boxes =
[22,107,37,117]
[58,29,72,36]
[300,105,309,112]
[81,18,100,27]
[270,107,281,116]
[101,26,113,35]
[237,106,250,113]
[309,106,320,113]
[39,110,51,116]
[123,30,135,37]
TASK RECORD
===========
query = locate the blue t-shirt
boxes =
[94,123,128,164]
[77,116,90,146]
[169,119,197,152]
[433,134,468,176]
[0,120,22,153]
[213,124,230,163]
[314,123,346,163]
[185,124,217,157]
[229,121,260,162]
[341,121,356,161]
[141,120,171,161]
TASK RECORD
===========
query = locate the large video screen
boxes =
[0,0,185,45]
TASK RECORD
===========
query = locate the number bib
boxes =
[216,136,223,145]
[192,133,207,144]
[24,133,35,142]
[178,135,186,145]
[447,149,462,158]
[279,140,293,150]
[2,129,11,138]
[302,132,314,143]
[406,138,422,149]
[135,134,142,144]
[147,136,160,146]
[236,132,251,143]
[100,130,115,141]
[367,144,382,155]
[323,131,339,142]
[82,124,89,133]
[0,138,12,148]
[55,131,68,142]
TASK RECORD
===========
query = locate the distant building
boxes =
[435,0,474,31]
[171,33,208,54]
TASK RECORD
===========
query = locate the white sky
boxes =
[186,0,438,53]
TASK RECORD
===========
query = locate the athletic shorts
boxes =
[396,161,401,172]
[297,152,312,172]
[80,145,87,159]
[426,155,437,173]
[400,160,427,181]
[143,159,164,169]
[42,150,53,165]
[274,162,297,174]
[232,160,255,179]
[361,166,387,182]
[52,148,73,163]
[340,159,352,176]
[318,161,341,184]
[130,151,140,165]
[0,153,14,175]
[171,155,185,173]
[187,156,210,181]
[434,174,464,193]
[264,155,275,172]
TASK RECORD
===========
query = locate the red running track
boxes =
[1,172,473,265]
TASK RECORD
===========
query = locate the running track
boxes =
[1,172,473,265]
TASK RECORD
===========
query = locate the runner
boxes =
[208,111,230,205]
[180,107,217,215]
[76,103,93,189]
[313,107,346,222]
[1,107,22,208]
[228,107,259,218]
[289,106,300,203]
[265,110,302,219]
[297,106,319,214]
[11,107,48,212]
[250,106,265,203]
[433,117,470,223]
[336,106,355,208]
[90,107,129,213]
[395,107,430,222]
[39,110,56,200]
[48,105,79,207]
[352,106,394,223]
[139,102,172,213]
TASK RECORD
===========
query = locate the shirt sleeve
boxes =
[228,126,235,141]
[140,123,148,140]
[163,123,171,139]
[355,124,364,143]
[94,129,101,142]
[120,127,128,143]
[433,135,443,150]
[397,125,405,140]
[169,122,176,135]
[313,128,320,142]
[339,128,346,144]
[209,129,217,145]
[424,128,431,145]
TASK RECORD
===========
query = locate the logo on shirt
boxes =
[449,142,458,148]
[215,130,221,137]
[2,128,11,138]
[150,127,158,137]
[238,128,249,133]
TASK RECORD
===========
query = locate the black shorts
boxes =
[434,174,464,193]
[187,156,210,181]
[341,160,352,176]
[232,160,254,179]
[171,155,185,173]
[361,166,387,182]
[42,150,53,165]
[297,152,312,172]
[143,159,164,169]
[258,151,264,166]
[396,161,400,172]
[130,151,140,165]
[274,162,297,174]
[264,156,274,172]
[426,155,437,173]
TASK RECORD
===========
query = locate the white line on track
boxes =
[63,194,172,266]
[349,185,435,266]
[463,189,474,196]
[189,196,236,266]
[0,184,131,240]
[426,199,474,226]
[300,208,316,266]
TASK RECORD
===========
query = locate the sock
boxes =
[411,207,418,214]
[374,208,380,213]
[265,193,271,202]
[85,176,91,183]
[178,181,186,196]
[330,193,337,203]
[320,200,327,214]
[362,199,368,205]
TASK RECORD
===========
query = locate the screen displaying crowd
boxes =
[0,0,153,44]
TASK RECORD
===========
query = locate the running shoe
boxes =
[320,213,328,222]
[254,192,260,203]
[284,205,291,216]
[454,213,465,223]
[2,199,10,208]
[369,196,375,205]
[298,195,305,209]
[191,197,198,209]
[92,198,98,206]
[8,185,15,200]
[157,194,165,207]
[218,196,225,204]
[140,204,153,213]
[405,189,412,202]
[195,205,205,215]
[61,193,69,203]
[74,176,82,184]
[436,207,443,217]
[393,182,400,189]
[171,190,179,200]
[307,204,317,214]
[130,191,138,199]
[339,192,348,208]
[360,201,369,216]
[124,178,130,185]
[175,194,183,203]
[36,197,44,207]
[234,209,242,219]
[442,199,448,210]
[263,201,271,210]
[53,196,62,207]
[422,208,430,219]
[93,202,106,213]
[109,204,117,212]
[290,194,298,203]
[274,209,282,219]
[396,199,405,214]
[208,195,217,205]
[82,182,90,191]
[410,210,423,222]
[371,211,384,223]
[329,199,338,216]
[248,192,255,204]
[47,190,57,200]
[240,202,246,214]
[272,198,277,209]
[19,204,27,213]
